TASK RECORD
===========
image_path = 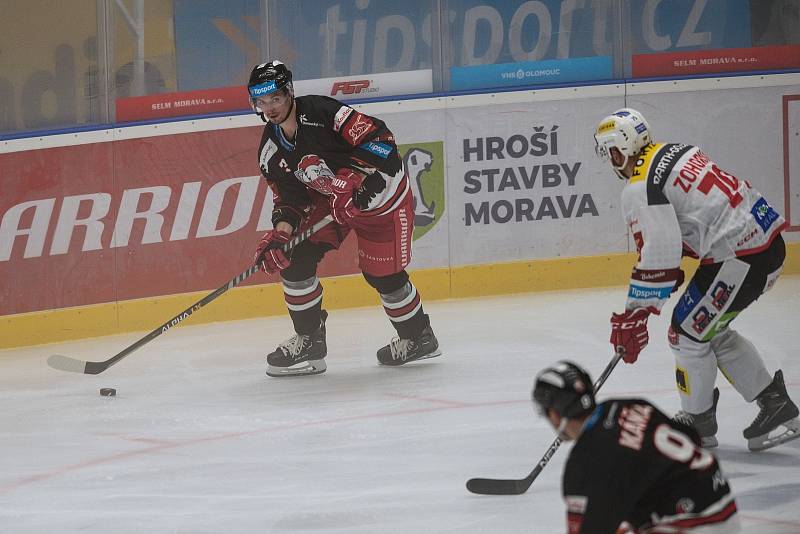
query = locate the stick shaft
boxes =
[466,349,624,495]
[48,216,334,375]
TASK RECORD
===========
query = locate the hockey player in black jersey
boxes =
[533,361,739,534]
[595,108,799,451]
[246,60,440,377]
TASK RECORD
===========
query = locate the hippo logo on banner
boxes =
[399,142,445,240]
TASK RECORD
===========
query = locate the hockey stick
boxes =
[47,215,335,375]
[465,347,625,495]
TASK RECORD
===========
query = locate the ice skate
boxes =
[743,370,800,451]
[674,387,720,448]
[377,325,441,366]
[266,311,328,377]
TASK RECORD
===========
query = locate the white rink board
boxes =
[787,96,800,228]
[442,95,630,264]
[383,77,800,267]
[625,83,798,230]
[2,75,798,274]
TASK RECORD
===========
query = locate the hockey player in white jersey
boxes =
[594,108,799,451]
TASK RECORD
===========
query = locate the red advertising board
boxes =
[115,86,251,122]
[632,45,800,78]
[0,127,359,315]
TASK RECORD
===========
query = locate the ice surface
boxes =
[2,277,799,533]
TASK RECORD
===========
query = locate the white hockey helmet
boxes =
[593,108,652,179]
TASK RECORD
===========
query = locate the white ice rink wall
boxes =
[2,73,799,348]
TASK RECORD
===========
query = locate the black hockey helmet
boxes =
[532,361,596,419]
[247,60,293,122]
[248,60,292,101]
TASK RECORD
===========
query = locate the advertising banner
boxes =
[173,0,261,92]
[294,69,433,101]
[625,83,800,236]
[0,127,448,315]
[268,1,433,80]
[116,86,251,122]
[448,0,614,66]
[443,96,630,266]
[375,108,450,270]
[451,57,612,91]
[0,2,178,134]
[633,45,800,78]
[4,78,798,318]
[628,0,751,55]
[115,70,433,123]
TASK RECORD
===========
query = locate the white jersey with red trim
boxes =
[621,143,785,312]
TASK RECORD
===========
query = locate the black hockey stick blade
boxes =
[47,216,334,375]
[466,435,562,495]
[465,473,535,496]
[466,348,624,495]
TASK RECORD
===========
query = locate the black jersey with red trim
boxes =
[256,95,403,227]
[563,398,736,534]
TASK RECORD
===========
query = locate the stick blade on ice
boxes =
[466,477,528,495]
[47,354,89,374]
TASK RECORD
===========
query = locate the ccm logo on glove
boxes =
[610,308,651,364]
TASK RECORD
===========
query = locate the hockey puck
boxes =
[99,388,116,397]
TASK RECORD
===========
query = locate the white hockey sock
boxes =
[670,331,717,414]
[711,328,772,402]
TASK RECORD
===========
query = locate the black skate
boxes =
[743,370,800,451]
[674,387,720,448]
[266,311,328,377]
[377,325,441,366]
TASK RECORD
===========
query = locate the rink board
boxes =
[1,74,799,348]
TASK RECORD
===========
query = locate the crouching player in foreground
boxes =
[533,361,739,533]
[595,108,799,451]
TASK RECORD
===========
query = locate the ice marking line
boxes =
[738,513,800,529]
[383,393,476,407]
[0,397,520,496]
[125,437,177,446]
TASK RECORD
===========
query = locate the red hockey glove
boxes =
[329,169,363,225]
[610,308,651,363]
[254,229,291,274]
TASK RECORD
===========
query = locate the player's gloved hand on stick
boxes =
[610,308,651,363]
[254,229,291,274]
[329,169,363,224]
